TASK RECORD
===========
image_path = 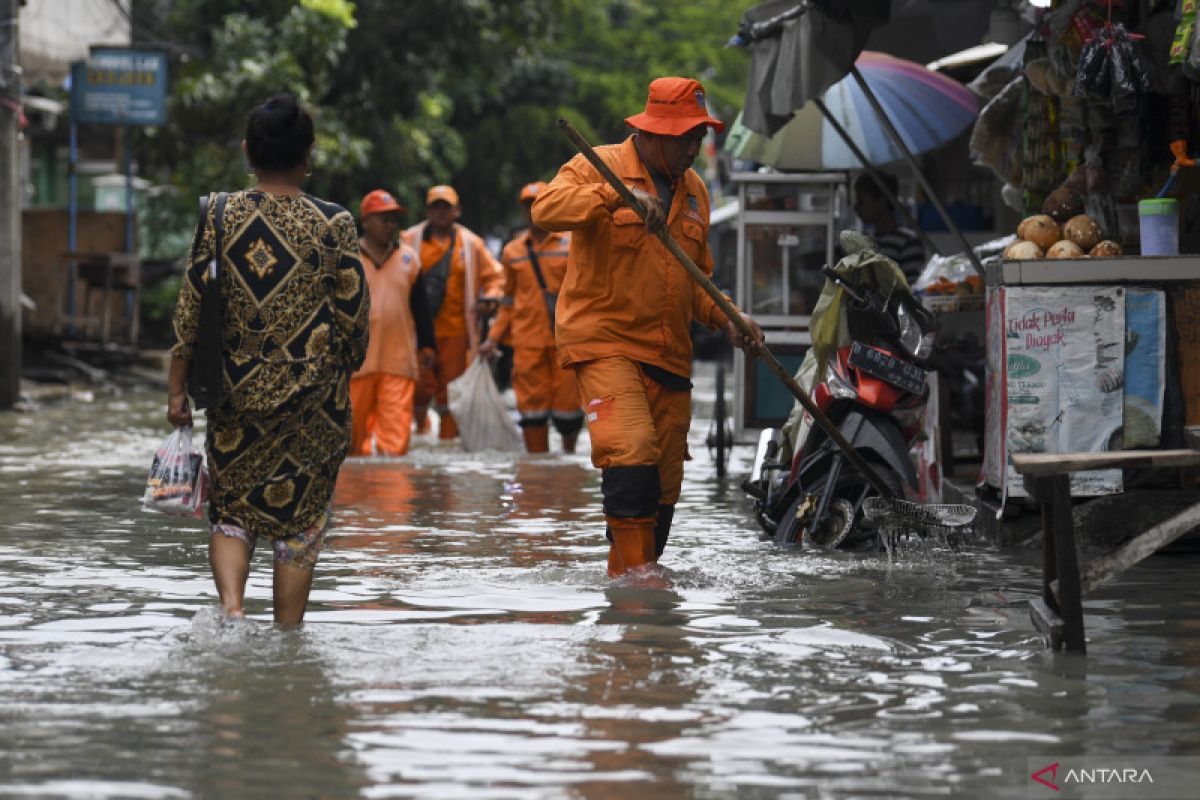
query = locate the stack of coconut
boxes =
[1003,187,1123,260]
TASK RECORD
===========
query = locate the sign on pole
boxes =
[69,48,167,126]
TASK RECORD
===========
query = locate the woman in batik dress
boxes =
[167,93,369,624]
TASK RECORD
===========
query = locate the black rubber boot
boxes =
[654,504,675,559]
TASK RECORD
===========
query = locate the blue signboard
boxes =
[70,48,167,126]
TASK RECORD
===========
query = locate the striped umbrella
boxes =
[726,51,981,171]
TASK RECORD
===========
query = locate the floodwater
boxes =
[1,364,1198,800]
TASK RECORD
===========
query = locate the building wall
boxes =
[21,209,130,333]
[19,0,130,87]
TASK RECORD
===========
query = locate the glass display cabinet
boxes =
[732,171,847,436]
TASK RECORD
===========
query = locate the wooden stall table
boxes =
[61,250,141,344]
[1010,449,1200,654]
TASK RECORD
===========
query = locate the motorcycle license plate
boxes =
[848,342,927,395]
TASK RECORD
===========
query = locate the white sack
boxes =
[447,358,522,452]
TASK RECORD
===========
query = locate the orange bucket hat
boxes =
[624,77,725,136]
[518,181,547,203]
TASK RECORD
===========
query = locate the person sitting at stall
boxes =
[852,172,925,285]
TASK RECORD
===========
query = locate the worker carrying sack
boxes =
[447,358,522,452]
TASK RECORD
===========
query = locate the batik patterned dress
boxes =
[172,191,370,539]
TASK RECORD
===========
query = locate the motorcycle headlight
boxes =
[825,361,858,399]
[896,302,935,360]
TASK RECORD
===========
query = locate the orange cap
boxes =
[426,185,460,206]
[625,77,724,136]
[360,189,405,217]
[518,181,547,203]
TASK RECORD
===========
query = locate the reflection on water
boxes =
[1,370,1199,798]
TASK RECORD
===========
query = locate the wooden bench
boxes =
[1010,450,1200,654]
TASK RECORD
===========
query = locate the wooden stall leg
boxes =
[1047,474,1086,653]
[101,263,113,344]
[1027,474,1066,649]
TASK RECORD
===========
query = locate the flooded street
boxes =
[2,364,1199,799]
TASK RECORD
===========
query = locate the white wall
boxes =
[20,0,130,86]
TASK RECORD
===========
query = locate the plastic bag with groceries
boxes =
[142,426,208,518]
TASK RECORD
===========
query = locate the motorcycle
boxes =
[742,265,937,548]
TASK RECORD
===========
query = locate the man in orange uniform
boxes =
[532,77,763,577]
[403,185,504,440]
[350,190,436,456]
[480,182,583,453]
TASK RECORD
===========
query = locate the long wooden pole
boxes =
[556,118,895,497]
[848,66,986,278]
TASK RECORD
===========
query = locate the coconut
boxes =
[1046,240,1084,259]
[1003,240,1044,260]
[1017,215,1060,251]
[1042,187,1084,224]
[1089,240,1124,258]
[1063,214,1102,251]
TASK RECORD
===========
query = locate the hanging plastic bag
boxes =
[142,426,208,517]
[969,76,1024,186]
[1074,22,1151,109]
[447,358,522,452]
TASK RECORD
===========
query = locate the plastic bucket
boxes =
[1138,198,1179,256]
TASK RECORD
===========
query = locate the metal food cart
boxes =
[731,170,848,438]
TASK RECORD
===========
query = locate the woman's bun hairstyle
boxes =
[245,92,315,173]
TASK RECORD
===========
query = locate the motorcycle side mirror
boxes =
[820,265,866,306]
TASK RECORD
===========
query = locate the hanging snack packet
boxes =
[142,427,208,517]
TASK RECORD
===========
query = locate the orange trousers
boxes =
[414,335,468,439]
[350,373,416,456]
[513,346,579,422]
[574,357,691,576]
[575,356,691,504]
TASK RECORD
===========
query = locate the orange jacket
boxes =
[402,221,503,351]
[354,241,423,380]
[531,136,730,378]
[489,229,570,350]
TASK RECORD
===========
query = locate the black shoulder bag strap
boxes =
[188,191,228,411]
[524,240,557,332]
[423,226,456,320]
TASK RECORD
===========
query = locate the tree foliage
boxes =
[133,0,749,239]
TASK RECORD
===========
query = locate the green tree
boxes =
[133,0,750,241]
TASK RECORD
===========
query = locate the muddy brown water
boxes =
[1,365,1198,799]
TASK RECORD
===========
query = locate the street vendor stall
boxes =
[970,0,1200,504]
[984,255,1197,502]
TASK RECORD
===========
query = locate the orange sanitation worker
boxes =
[479,181,582,453]
[350,189,436,456]
[403,185,504,440]
[532,77,764,578]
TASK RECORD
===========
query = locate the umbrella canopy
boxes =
[726,51,981,171]
[736,0,888,136]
